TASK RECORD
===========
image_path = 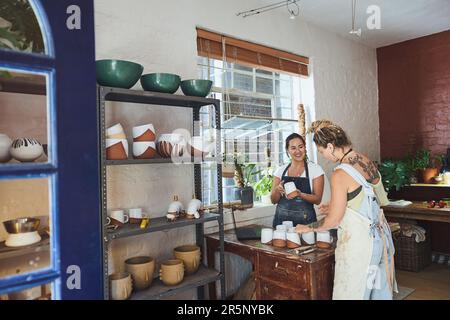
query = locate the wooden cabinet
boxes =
[256,252,334,300]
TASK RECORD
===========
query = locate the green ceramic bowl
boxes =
[140,73,181,93]
[180,79,213,97]
[96,59,144,89]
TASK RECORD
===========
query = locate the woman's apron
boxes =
[272,161,317,228]
[332,164,397,300]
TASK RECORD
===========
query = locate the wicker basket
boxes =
[393,230,431,272]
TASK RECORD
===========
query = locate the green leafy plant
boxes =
[234,159,260,188]
[413,149,431,170]
[0,0,44,53]
[379,159,413,191]
[253,169,273,197]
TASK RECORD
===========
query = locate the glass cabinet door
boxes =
[0,0,101,299]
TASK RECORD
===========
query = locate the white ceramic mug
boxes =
[273,230,286,240]
[276,224,287,232]
[261,228,274,244]
[284,181,297,195]
[282,221,294,229]
[316,230,331,243]
[302,231,316,245]
[286,231,301,246]
[109,209,129,224]
[128,208,143,219]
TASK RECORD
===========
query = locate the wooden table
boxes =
[205,226,335,300]
[383,202,450,224]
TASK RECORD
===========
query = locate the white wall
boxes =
[94,0,379,299]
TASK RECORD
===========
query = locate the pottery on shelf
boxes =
[180,79,212,97]
[173,245,201,275]
[0,133,12,163]
[125,256,155,291]
[106,123,126,139]
[159,259,184,286]
[156,134,185,158]
[3,217,42,247]
[186,196,202,218]
[168,195,184,214]
[132,141,156,159]
[188,136,212,158]
[10,138,44,162]
[96,59,143,89]
[132,124,155,142]
[109,272,133,300]
[140,73,181,94]
[106,139,129,160]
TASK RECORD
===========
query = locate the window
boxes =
[198,57,315,204]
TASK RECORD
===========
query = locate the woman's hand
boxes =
[318,202,330,215]
[286,189,301,200]
[275,181,285,196]
[295,224,312,234]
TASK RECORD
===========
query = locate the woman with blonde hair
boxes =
[295,120,397,300]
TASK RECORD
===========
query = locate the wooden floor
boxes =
[396,263,450,300]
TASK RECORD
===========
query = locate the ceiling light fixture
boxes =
[349,0,361,37]
[236,0,300,19]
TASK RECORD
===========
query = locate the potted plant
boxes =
[413,149,440,183]
[379,158,413,192]
[253,169,273,205]
[233,157,259,207]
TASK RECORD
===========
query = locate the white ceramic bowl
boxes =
[132,124,155,142]
[156,134,186,158]
[132,141,156,159]
[10,138,43,162]
[106,123,126,139]
[0,133,12,162]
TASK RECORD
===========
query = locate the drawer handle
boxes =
[274,261,289,276]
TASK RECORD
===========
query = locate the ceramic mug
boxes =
[173,245,201,275]
[282,221,294,229]
[125,256,155,291]
[108,209,129,226]
[159,259,184,286]
[272,230,287,248]
[301,231,316,245]
[109,272,132,300]
[284,181,297,197]
[261,228,274,245]
[128,208,146,224]
[286,231,301,248]
[316,231,333,249]
[276,224,287,232]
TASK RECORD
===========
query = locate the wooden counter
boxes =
[383,202,450,223]
[206,226,335,300]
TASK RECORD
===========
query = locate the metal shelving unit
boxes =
[97,85,225,300]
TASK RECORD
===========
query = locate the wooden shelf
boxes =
[0,76,46,95]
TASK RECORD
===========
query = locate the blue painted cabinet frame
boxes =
[0,0,102,299]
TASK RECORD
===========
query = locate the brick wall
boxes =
[377,30,450,159]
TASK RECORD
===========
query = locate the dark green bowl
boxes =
[96,59,144,89]
[180,79,213,97]
[140,73,181,93]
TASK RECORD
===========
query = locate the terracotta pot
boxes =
[109,272,132,300]
[159,259,184,286]
[421,168,439,184]
[132,124,155,142]
[106,139,128,160]
[173,245,201,275]
[125,256,155,291]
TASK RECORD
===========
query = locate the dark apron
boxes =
[273,161,317,227]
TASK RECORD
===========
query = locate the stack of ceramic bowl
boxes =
[106,124,128,160]
[132,124,156,159]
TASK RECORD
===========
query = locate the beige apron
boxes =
[333,206,373,300]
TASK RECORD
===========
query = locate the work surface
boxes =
[383,202,450,223]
